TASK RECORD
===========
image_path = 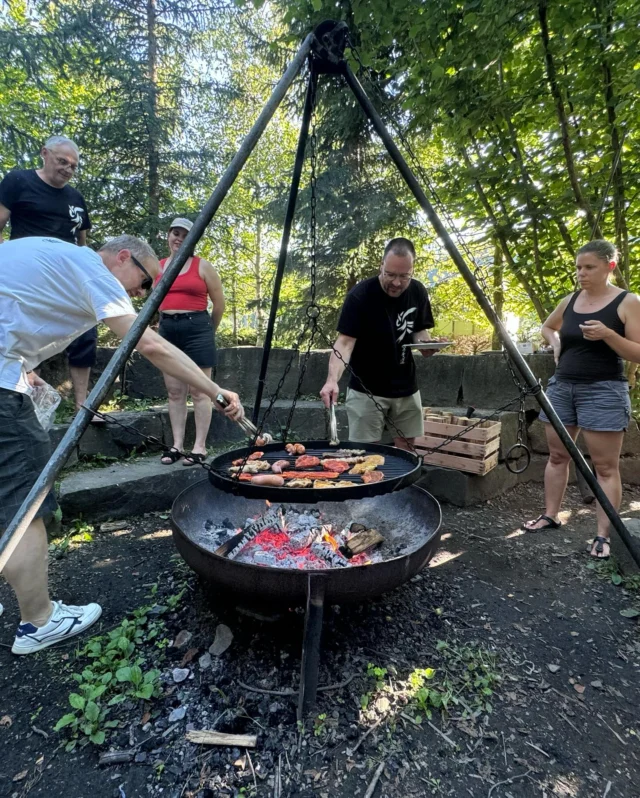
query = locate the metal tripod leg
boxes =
[297,574,326,721]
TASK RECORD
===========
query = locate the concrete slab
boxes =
[59,457,206,522]
[416,462,519,507]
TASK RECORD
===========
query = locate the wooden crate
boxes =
[414,410,502,475]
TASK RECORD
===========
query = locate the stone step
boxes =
[58,455,210,522]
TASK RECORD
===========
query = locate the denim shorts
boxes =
[158,312,217,368]
[0,389,57,529]
[539,376,631,432]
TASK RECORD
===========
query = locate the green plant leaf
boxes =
[108,694,128,706]
[116,666,132,683]
[611,573,623,585]
[619,607,640,618]
[69,693,86,710]
[84,701,100,723]
[54,713,77,731]
[90,730,105,745]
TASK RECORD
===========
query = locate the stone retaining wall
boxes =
[40,346,556,410]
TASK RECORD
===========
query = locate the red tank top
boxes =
[156,256,208,312]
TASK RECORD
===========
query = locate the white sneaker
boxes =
[11,600,102,655]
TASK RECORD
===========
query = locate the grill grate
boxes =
[208,440,422,503]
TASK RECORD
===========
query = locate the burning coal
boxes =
[206,505,384,570]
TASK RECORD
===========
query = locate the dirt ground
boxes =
[1,481,639,798]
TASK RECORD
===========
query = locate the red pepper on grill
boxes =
[281,471,340,480]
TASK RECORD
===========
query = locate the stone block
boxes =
[215,347,301,402]
[48,424,78,468]
[106,410,164,450]
[78,423,125,459]
[417,462,519,506]
[415,355,465,406]
[297,349,349,398]
[123,351,167,399]
[528,417,640,458]
[620,457,640,485]
[59,457,206,522]
[254,400,348,441]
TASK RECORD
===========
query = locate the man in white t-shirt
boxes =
[0,235,244,655]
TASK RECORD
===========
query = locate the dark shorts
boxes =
[158,312,217,368]
[539,376,631,432]
[0,388,57,529]
[66,326,98,368]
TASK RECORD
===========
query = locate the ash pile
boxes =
[205,505,385,570]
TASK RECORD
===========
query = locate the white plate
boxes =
[402,341,452,350]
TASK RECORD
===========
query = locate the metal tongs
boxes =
[215,393,273,445]
[328,401,340,447]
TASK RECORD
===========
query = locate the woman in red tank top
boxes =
[156,218,225,466]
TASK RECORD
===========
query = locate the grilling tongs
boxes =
[328,401,340,447]
[215,393,273,445]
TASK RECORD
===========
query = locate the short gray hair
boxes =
[99,235,158,263]
[44,135,79,155]
[577,239,619,265]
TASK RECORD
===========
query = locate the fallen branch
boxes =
[525,741,550,758]
[597,714,627,746]
[427,719,457,749]
[363,760,386,798]
[246,750,257,792]
[603,781,612,798]
[237,674,355,697]
[559,713,581,735]
[487,770,532,798]
[98,751,134,766]
[186,730,257,748]
[347,719,382,756]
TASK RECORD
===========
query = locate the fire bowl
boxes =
[171,479,442,605]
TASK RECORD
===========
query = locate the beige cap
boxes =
[169,217,193,232]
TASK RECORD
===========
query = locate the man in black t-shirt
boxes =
[320,238,436,449]
[0,135,97,414]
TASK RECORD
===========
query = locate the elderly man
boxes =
[0,135,97,415]
[0,234,243,655]
[320,237,436,449]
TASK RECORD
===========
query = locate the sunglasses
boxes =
[130,254,153,291]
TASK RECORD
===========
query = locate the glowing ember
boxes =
[228,506,381,570]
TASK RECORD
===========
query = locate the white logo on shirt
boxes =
[68,205,84,236]
[396,307,417,343]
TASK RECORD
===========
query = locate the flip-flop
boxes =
[587,536,610,560]
[183,452,207,467]
[161,450,183,465]
[522,514,562,533]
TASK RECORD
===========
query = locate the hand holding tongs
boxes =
[328,401,340,447]
[215,393,273,445]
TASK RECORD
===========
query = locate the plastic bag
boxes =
[30,382,61,430]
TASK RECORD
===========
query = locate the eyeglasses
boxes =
[130,254,153,291]
[52,154,78,172]
[381,270,413,284]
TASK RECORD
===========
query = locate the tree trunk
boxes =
[146,0,160,239]
[595,0,630,286]
[537,0,601,237]
[492,242,504,350]
[254,210,263,346]
[461,148,548,320]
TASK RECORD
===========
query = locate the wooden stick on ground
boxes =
[363,761,386,798]
[186,730,257,748]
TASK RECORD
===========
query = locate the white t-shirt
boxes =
[0,236,135,393]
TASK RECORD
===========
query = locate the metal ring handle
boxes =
[505,443,531,474]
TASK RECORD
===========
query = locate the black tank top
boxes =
[555,290,627,383]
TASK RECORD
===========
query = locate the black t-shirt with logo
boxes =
[337,276,435,398]
[0,169,91,244]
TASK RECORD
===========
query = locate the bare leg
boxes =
[162,373,188,461]
[582,429,624,558]
[523,422,579,530]
[69,365,91,411]
[1,518,52,626]
[188,367,213,457]
[393,436,415,451]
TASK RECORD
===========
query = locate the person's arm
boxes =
[200,259,225,331]
[103,315,244,418]
[579,293,640,363]
[76,229,87,246]
[319,333,356,408]
[541,295,572,364]
[0,202,10,243]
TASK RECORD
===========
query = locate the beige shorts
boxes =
[345,388,424,443]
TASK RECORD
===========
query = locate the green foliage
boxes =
[407,641,500,721]
[53,595,174,750]
[49,518,94,559]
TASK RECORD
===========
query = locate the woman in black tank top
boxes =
[522,240,640,560]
